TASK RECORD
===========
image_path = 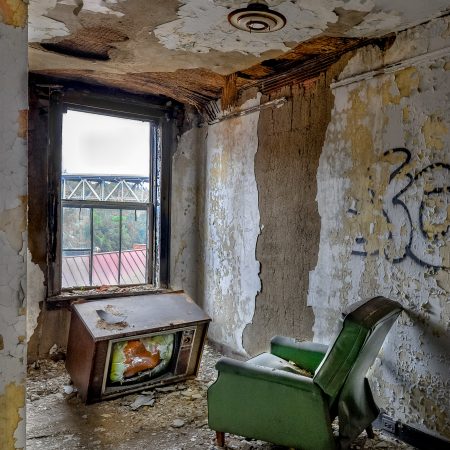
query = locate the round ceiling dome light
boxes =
[228,1,286,33]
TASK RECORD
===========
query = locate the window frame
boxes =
[46,89,174,299]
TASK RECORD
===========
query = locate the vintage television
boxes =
[66,292,211,403]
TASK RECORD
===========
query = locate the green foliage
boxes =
[63,207,147,253]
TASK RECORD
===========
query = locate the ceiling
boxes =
[29,0,450,109]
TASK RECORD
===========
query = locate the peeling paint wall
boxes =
[197,98,262,355]
[172,65,353,358]
[309,16,450,439]
[0,2,28,448]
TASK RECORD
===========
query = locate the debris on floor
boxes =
[27,344,416,450]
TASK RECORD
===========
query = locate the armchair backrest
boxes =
[313,297,402,400]
[313,297,402,447]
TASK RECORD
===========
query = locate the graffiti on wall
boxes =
[351,148,450,270]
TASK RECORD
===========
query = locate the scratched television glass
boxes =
[107,333,176,386]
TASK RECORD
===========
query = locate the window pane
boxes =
[62,207,91,288]
[62,110,150,177]
[120,210,148,284]
[92,208,121,286]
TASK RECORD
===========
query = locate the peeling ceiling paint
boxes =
[153,0,343,56]
[28,0,450,103]
[59,0,125,16]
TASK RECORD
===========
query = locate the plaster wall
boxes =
[0,2,28,448]
[170,113,204,302]
[309,16,450,439]
[200,98,261,355]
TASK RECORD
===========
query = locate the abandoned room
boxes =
[1,0,450,449]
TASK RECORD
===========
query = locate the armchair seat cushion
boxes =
[248,353,313,377]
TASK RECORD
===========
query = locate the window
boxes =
[61,110,151,288]
[45,90,173,298]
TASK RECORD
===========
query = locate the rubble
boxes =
[171,419,185,428]
[130,394,155,410]
[27,344,415,449]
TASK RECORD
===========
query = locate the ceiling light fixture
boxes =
[228,1,286,33]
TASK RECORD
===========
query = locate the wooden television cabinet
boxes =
[66,292,211,403]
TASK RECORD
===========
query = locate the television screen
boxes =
[106,331,178,388]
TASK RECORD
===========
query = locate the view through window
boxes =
[61,110,152,288]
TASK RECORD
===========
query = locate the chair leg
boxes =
[366,424,375,439]
[216,431,225,447]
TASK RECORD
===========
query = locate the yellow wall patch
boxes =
[0,0,27,28]
[422,115,449,150]
[0,383,25,449]
[395,67,420,98]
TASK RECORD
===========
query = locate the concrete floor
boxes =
[26,344,416,450]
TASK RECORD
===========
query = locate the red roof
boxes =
[62,249,146,288]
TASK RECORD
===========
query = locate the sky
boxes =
[62,110,150,177]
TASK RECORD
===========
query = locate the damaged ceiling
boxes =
[29,0,450,108]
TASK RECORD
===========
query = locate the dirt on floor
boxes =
[26,343,415,450]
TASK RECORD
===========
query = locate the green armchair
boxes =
[207,297,402,450]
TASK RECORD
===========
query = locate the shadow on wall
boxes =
[404,308,450,349]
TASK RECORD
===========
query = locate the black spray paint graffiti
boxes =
[351,148,450,271]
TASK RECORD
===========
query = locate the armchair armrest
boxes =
[215,357,319,393]
[270,336,328,373]
[209,356,335,449]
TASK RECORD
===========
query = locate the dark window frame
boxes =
[46,89,174,300]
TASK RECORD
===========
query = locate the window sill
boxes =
[46,285,173,309]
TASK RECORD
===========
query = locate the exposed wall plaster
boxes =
[243,65,350,355]
[309,16,450,439]
[200,97,261,354]
[0,9,28,449]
